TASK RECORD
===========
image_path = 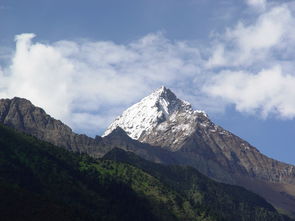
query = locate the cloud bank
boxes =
[1,2,295,135]
[205,2,295,119]
[0,32,204,135]
[206,5,295,68]
[204,66,295,118]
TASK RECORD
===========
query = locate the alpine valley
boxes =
[1,86,295,220]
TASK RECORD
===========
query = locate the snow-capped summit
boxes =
[103,86,206,140]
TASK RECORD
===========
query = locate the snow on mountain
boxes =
[103,86,207,140]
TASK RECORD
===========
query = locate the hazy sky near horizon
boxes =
[1,0,295,164]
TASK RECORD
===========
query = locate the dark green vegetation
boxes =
[0,123,292,221]
[104,148,294,221]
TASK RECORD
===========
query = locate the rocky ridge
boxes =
[0,97,176,161]
[104,87,295,184]
[103,86,207,150]
[1,89,295,217]
[104,86,295,216]
[0,97,104,156]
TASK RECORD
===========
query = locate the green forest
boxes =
[0,123,292,221]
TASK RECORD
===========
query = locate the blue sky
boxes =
[0,0,242,43]
[1,0,295,164]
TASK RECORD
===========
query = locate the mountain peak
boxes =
[0,97,32,105]
[103,86,205,140]
[150,86,176,101]
[154,85,174,97]
[147,86,188,117]
[156,85,167,93]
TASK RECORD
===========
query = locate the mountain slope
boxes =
[0,124,171,221]
[104,86,295,217]
[0,97,191,166]
[0,123,291,221]
[0,97,181,160]
[103,86,205,142]
[104,148,294,221]
[0,97,107,156]
[104,87,295,184]
[0,123,195,221]
[1,91,295,217]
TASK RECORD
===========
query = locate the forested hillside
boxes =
[0,123,291,221]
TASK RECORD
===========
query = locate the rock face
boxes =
[0,97,104,156]
[0,97,176,161]
[104,87,295,183]
[103,86,206,143]
[104,86,295,217]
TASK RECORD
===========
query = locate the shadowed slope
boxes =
[0,123,291,221]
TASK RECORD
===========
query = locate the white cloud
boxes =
[203,2,295,119]
[0,33,203,135]
[246,0,267,10]
[206,5,295,68]
[1,2,295,136]
[8,33,75,119]
[204,66,295,118]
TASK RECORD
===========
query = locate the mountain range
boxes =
[1,86,295,218]
[0,123,291,221]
